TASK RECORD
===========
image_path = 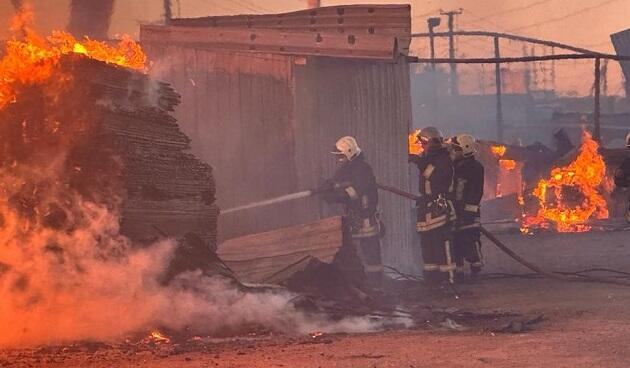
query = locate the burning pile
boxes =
[0,10,223,346]
[521,131,609,233]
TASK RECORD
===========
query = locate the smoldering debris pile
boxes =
[0,55,221,276]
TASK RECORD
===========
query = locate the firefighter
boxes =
[409,127,456,286]
[319,136,384,288]
[614,132,630,223]
[450,133,485,280]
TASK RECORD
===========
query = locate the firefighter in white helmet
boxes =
[613,132,630,222]
[319,136,384,288]
[450,133,485,280]
[409,127,457,286]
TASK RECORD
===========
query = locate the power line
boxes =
[509,0,625,33]
[469,0,556,23]
[229,0,272,13]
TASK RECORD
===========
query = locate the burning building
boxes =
[139,5,416,272]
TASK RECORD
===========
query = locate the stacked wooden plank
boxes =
[0,55,220,254]
[218,216,343,284]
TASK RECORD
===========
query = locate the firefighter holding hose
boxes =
[319,136,384,289]
[450,134,485,281]
[614,132,630,223]
[409,127,456,286]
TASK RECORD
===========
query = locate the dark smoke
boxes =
[67,0,115,40]
[10,0,23,10]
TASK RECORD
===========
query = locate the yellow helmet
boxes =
[452,133,478,156]
[332,136,362,161]
[419,126,444,149]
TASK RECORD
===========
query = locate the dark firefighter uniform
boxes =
[410,147,456,285]
[614,157,630,222]
[452,155,485,277]
[321,153,383,285]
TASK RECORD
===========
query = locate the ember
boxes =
[521,131,609,233]
[148,330,171,344]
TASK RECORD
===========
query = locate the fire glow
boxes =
[521,131,609,233]
[0,7,145,109]
[408,129,423,155]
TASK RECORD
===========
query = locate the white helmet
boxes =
[332,136,362,161]
[626,131,630,148]
[452,133,477,157]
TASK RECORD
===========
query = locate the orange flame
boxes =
[499,159,516,170]
[0,8,146,110]
[149,330,171,343]
[491,145,507,157]
[408,129,423,155]
[521,131,608,233]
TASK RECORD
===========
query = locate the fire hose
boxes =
[377,184,630,287]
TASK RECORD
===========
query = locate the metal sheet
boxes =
[611,29,630,95]
[141,25,398,61]
[169,4,411,55]
[143,44,415,272]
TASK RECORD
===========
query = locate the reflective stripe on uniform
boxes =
[444,240,455,283]
[424,263,439,271]
[456,179,466,201]
[439,264,456,272]
[464,204,480,212]
[364,264,384,273]
[424,180,432,195]
[416,213,448,232]
[351,218,379,238]
[345,186,359,200]
[423,164,435,179]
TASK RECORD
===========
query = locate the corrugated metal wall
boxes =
[292,57,415,272]
[144,45,416,272]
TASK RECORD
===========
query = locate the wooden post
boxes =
[594,57,601,142]
[494,36,504,142]
[163,0,172,24]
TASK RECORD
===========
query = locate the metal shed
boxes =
[140,4,416,272]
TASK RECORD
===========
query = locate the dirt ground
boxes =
[3,277,630,368]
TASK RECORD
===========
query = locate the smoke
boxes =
[0,166,386,347]
[67,0,115,40]
[0,91,387,351]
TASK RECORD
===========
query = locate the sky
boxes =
[0,0,628,95]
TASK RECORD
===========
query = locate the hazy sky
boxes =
[1,0,628,95]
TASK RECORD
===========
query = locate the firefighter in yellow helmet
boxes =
[450,133,485,280]
[409,127,456,286]
[319,136,384,288]
[613,132,630,223]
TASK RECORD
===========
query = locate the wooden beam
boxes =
[217,216,343,284]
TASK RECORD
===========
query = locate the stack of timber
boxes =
[218,216,344,284]
[0,55,220,274]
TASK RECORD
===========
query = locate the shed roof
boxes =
[140,4,411,61]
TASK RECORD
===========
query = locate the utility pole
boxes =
[307,0,321,8]
[427,17,441,122]
[427,17,441,71]
[494,36,504,142]
[551,47,556,93]
[594,58,601,142]
[163,0,172,24]
[440,9,463,96]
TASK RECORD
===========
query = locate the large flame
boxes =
[0,7,146,110]
[521,131,608,233]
